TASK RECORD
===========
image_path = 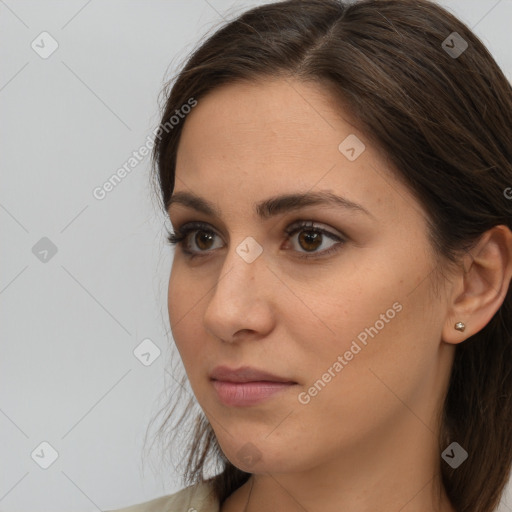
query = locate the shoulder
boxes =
[104,481,219,512]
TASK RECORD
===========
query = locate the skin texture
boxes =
[167,78,512,512]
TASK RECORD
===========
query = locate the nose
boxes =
[202,243,275,343]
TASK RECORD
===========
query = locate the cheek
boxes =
[289,235,433,368]
[290,261,443,432]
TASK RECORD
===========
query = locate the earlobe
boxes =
[442,224,512,345]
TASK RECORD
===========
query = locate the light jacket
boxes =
[104,481,220,512]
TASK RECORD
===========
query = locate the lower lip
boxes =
[211,380,296,406]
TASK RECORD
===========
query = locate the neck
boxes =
[220,410,456,512]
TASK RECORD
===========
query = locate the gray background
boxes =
[1,0,511,510]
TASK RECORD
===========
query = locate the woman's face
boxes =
[167,78,455,475]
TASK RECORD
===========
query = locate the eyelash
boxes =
[165,220,346,260]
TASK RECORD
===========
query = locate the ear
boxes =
[442,225,512,345]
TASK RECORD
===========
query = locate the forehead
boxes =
[173,78,425,226]
[177,78,345,165]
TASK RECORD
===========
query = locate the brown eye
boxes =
[194,231,216,251]
[297,230,323,252]
[285,221,345,259]
[167,221,223,257]
[168,220,345,261]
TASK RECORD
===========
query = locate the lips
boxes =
[209,365,296,384]
[209,366,298,406]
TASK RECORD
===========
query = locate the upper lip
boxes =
[209,365,296,383]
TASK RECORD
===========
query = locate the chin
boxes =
[214,435,305,475]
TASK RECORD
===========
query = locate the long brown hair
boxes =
[147,1,512,510]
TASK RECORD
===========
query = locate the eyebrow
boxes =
[168,190,374,219]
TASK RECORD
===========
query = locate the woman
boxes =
[107,0,512,511]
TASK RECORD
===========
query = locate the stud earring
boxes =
[454,322,465,332]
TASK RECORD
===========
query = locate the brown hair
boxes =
[147,1,512,510]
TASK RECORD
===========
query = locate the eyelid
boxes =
[167,221,221,251]
[171,219,345,240]
[284,219,345,239]
[167,219,347,260]
[283,221,345,260]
